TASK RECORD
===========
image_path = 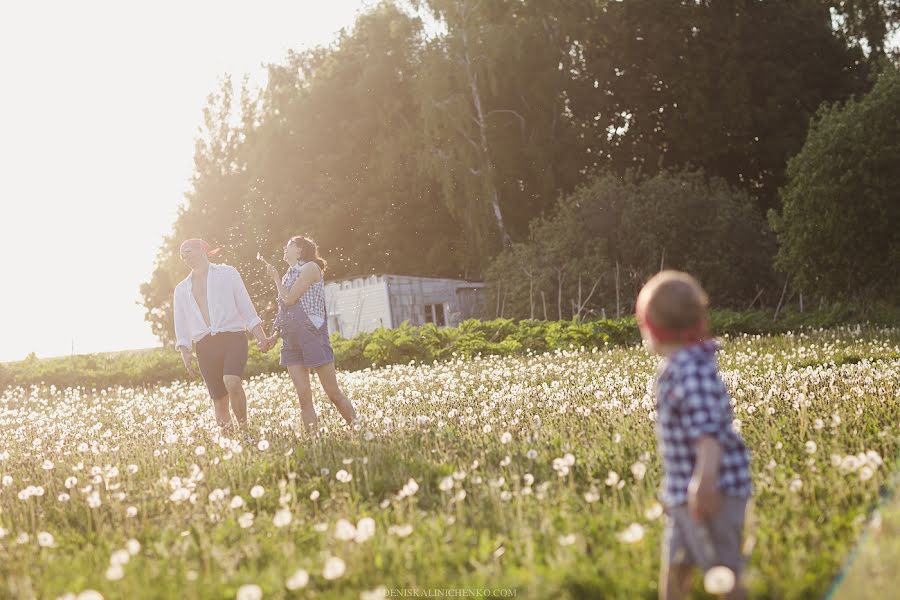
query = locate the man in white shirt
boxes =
[173,238,272,432]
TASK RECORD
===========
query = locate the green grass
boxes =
[0,328,898,599]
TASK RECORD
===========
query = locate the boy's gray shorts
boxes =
[663,495,749,573]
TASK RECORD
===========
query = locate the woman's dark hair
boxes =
[290,236,327,272]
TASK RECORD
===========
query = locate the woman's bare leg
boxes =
[314,362,357,426]
[287,364,318,432]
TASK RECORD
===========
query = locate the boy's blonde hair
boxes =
[636,271,709,338]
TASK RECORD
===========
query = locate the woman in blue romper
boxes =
[264,236,357,431]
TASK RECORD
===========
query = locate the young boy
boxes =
[636,271,752,600]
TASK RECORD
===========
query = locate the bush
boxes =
[486,169,777,321]
[2,305,896,392]
[772,65,900,299]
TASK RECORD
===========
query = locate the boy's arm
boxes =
[689,435,723,521]
[677,364,730,521]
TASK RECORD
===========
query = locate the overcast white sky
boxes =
[0,0,370,362]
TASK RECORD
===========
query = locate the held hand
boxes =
[688,476,722,522]
[258,334,278,352]
[266,263,279,282]
[180,349,198,378]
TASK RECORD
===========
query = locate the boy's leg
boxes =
[661,564,694,600]
[661,516,695,600]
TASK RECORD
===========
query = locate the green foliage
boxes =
[1,331,899,598]
[5,305,898,391]
[140,0,873,345]
[772,65,900,299]
[488,169,777,320]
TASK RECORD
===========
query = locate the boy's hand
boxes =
[688,475,722,521]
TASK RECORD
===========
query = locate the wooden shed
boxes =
[324,274,486,338]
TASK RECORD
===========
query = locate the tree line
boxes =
[142,0,900,343]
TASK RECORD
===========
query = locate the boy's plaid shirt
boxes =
[655,340,751,507]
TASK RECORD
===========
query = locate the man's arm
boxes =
[173,288,197,377]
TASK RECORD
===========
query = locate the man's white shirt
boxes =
[173,263,263,351]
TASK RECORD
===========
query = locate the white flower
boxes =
[238,513,255,529]
[703,566,736,595]
[236,584,262,600]
[310,490,320,501]
[482,424,492,434]
[105,564,124,581]
[605,471,620,487]
[42,460,54,470]
[285,569,309,590]
[77,591,105,600]
[250,485,265,499]
[526,449,537,460]
[645,502,664,520]
[500,432,512,444]
[805,441,817,454]
[323,556,347,580]
[336,470,353,483]
[334,519,357,541]
[355,517,376,543]
[860,466,874,481]
[195,446,206,456]
[558,533,576,546]
[584,490,600,503]
[37,531,55,547]
[257,440,269,452]
[563,453,575,466]
[58,493,70,503]
[400,478,419,497]
[616,523,645,544]
[813,418,824,430]
[126,506,138,518]
[439,476,454,492]
[630,462,647,480]
[230,496,245,509]
[126,539,141,555]
[789,478,803,493]
[388,524,414,537]
[110,549,130,566]
[273,509,292,528]
[361,587,388,600]
[1,475,12,486]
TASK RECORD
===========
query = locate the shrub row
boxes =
[2,304,896,392]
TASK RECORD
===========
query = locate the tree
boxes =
[772,65,900,298]
[829,0,900,59]
[488,169,776,320]
[565,0,869,212]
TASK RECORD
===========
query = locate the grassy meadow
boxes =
[0,327,898,599]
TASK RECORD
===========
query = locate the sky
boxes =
[0,0,370,362]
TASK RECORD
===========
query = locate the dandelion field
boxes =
[1,329,898,599]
